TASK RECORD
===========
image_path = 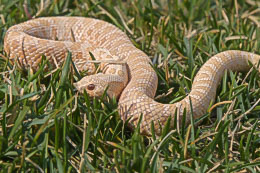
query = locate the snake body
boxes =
[4,17,260,135]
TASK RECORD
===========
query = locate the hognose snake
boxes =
[4,17,260,135]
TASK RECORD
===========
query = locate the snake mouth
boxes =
[73,82,79,91]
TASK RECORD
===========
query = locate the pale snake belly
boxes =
[4,17,260,135]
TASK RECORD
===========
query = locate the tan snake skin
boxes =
[4,17,260,135]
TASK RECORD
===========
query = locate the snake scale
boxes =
[4,17,260,135]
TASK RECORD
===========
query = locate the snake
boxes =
[4,17,260,135]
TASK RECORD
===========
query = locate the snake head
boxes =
[74,74,108,97]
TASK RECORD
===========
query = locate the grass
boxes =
[0,0,260,172]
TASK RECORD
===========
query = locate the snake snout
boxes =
[73,82,80,92]
[73,82,88,93]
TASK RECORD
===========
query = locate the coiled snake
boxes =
[4,17,260,135]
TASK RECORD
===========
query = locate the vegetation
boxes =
[0,0,259,172]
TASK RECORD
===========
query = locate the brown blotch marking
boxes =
[108,68,116,74]
[117,70,124,76]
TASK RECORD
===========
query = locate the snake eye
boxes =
[87,84,95,90]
